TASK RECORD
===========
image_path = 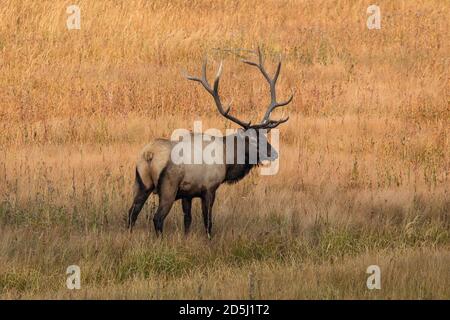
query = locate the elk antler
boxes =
[186,47,293,130]
[185,58,251,129]
[242,47,293,130]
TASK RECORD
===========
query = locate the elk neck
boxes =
[222,132,258,184]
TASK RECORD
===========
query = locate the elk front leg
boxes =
[201,191,216,239]
[182,198,192,235]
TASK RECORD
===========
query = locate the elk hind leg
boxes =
[153,179,177,236]
[127,168,153,230]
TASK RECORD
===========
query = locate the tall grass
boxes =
[0,0,448,299]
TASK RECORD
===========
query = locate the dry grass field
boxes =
[0,0,449,299]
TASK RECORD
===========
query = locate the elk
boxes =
[127,47,293,238]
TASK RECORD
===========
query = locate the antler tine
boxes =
[202,58,208,84]
[250,116,289,130]
[266,115,290,129]
[242,47,270,83]
[273,59,282,84]
[261,88,294,121]
[186,59,251,129]
[185,58,214,94]
[213,61,223,93]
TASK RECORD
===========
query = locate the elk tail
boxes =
[142,150,153,162]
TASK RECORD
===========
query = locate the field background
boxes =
[0,0,449,299]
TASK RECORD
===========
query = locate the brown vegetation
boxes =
[0,0,448,299]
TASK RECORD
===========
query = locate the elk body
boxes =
[127,48,293,237]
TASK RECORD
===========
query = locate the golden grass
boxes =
[0,0,449,299]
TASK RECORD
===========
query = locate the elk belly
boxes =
[179,180,193,191]
[177,178,203,198]
[181,163,223,185]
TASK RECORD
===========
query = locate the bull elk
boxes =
[127,47,293,238]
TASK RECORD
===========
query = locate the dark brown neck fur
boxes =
[222,133,258,184]
[224,163,255,184]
